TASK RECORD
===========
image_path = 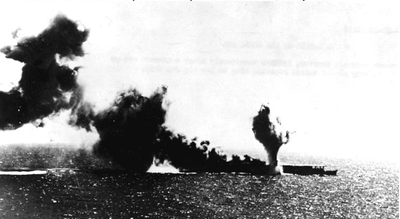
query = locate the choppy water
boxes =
[0,156,398,218]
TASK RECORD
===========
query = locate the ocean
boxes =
[0,155,398,219]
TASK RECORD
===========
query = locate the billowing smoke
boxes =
[0,14,89,130]
[71,87,274,173]
[91,87,167,172]
[1,14,287,174]
[252,105,289,166]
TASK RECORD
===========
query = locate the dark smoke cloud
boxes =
[0,14,89,130]
[91,87,168,172]
[72,85,275,173]
[1,14,288,174]
[252,105,289,166]
[70,84,275,173]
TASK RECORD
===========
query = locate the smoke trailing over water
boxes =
[154,128,273,173]
[0,15,89,130]
[252,105,289,166]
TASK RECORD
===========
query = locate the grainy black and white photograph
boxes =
[0,0,398,218]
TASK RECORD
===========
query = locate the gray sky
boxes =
[0,1,398,162]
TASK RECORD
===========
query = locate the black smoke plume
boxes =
[0,15,89,130]
[252,105,289,166]
[1,14,287,174]
[72,86,275,173]
[91,87,168,172]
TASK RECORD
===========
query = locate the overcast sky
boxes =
[0,1,398,162]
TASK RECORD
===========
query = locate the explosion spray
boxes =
[252,105,289,167]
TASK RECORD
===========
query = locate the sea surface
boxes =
[0,155,398,219]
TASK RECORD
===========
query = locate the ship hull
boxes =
[282,165,337,176]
